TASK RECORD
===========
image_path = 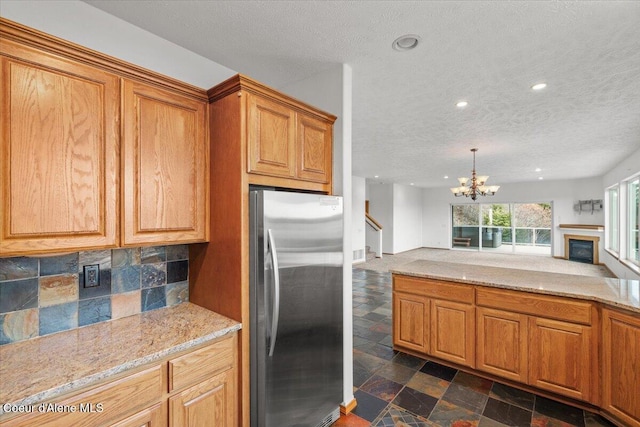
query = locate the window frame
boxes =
[605,184,619,257]
[624,174,640,270]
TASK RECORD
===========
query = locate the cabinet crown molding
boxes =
[0,17,208,101]
[207,73,338,123]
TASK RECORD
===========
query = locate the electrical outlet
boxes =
[83,264,100,288]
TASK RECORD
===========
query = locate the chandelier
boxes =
[450,148,500,201]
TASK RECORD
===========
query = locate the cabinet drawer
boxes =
[393,275,474,304]
[476,287,592,325]
[2,365,163,427]
[168,335,235,392]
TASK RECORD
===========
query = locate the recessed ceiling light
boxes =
[444,176,449,179]
[456,101,468,108]
[531,82,547,91]
[538,177,544,180]
[535,168,542,172]
[410,183,415,186]
[392,34,421,51]
[374,175,379,178]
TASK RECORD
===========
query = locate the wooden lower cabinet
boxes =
[110,403,167,427]
[393,291,429,353]
[430,299,475,368]
[169,369,236,427]
[392,276,475,367]
[476,307,528,383]
[602,309,640,427]
[528,317,592,401]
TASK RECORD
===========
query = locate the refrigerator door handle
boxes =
[267,228,280,357]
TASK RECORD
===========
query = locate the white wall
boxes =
[1,0,235,88]
[368,183,394,253]
[352,176,366,263]
[422,177,605,258]
[602,147,640,280]
[366,182,423,254]
[393,185,423,253]
[279,65,355,409]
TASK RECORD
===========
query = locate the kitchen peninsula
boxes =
[391,260,640,427]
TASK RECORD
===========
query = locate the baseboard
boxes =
[340,398,357,415]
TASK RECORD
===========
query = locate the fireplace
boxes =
[563,234,599,264]
[569,239,593,263]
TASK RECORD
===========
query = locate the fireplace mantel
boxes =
[558,224,604,231]
[564,234,600,264]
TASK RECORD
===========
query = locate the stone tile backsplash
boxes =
[0,245,190,345]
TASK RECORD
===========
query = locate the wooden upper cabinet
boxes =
[297,113,331,184]
[122,80,208,245]
[247,93,295,178]
[0,40,119,256]
[208,74,336,193]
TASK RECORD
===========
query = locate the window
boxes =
[451,202,551,255]
[627,176,639,267]
[606,186,619,253]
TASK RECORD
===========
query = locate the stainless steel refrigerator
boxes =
[250,189,343,427]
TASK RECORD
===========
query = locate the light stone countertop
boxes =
[391,260,640,314]
[0,303,241,415]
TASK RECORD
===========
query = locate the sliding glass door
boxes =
[452,202,552,255]
[512,203,552,254]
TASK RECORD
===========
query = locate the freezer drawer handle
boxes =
[267,229,280,357]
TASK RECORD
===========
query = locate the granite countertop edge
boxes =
[390,262,640,314]
[12,323,242,410]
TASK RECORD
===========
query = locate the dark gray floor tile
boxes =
[534,396,585,427]
[419,361,458,381]
[353,389,389,422]
[483,398,532,427]
[442,383,489,413]
[490,382,535,411]
[392,387,438,419]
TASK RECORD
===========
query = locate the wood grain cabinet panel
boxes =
[393,291,429,353]
[0,40,119,255]
[528,317,592,401]
[122,80,208,245]
[169,369,236,427]
[247,93,296,178]
[430,299,475,368]
[602,309,640,427]
[476,307,528,383]
[296,113,331,184]
[110,403,167,427]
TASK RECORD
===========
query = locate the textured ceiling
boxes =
[85,1,640,187]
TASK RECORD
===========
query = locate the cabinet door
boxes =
[528,317,592,401]
[0,41,119,255]
[169,369,236,427]
[430,299,475,367]
[476,307,528,383]
[122,80,208,245]
[393,291,429,354]
[110,403,166,427]
[602,309,640,426]
[296,113,331,184]
[247,93,295,178]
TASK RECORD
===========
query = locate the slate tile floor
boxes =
[335,268,616,427]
